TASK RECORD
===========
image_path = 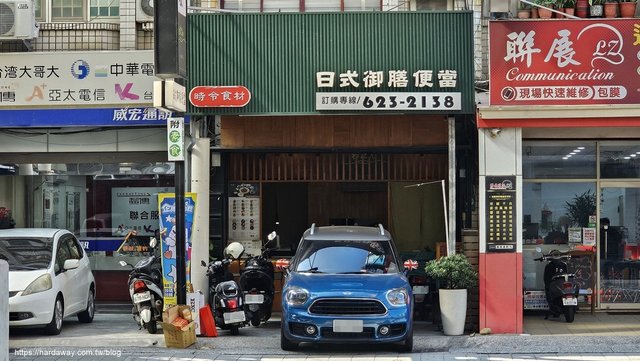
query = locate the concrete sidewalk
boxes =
[9,310,640,360]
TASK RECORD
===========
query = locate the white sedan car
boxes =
[1,228,96,334]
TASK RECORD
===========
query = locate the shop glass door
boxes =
[599,183,640,308]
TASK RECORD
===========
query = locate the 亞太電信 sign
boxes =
[489,19,640,106]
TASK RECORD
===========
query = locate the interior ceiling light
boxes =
[578,147,585,150]
[573,149,581,152]
[570,152,576,155]
[624,157,631,160]
[562,157,569,160]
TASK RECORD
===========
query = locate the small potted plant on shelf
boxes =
[424,253,478,336]
[535,0,557,18]
[561,0,577,16]
[518,1,532,18]
[589,0,606,17]
[619,0,637,17]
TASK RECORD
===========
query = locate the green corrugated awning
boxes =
[188,11,475,115]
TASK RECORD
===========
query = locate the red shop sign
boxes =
[489,19,640,106]
[189,86,251,108]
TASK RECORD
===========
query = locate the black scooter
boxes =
[119,236,164,333]
[240,232,276,327]
[534,248,579,323]
[201,242,247,335]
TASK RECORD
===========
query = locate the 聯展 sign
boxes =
[315,69,461,111]
[154,80,186,113]
[0,50,156,107]
[189,86,251,107]
[489,19,640,106]
[167,117,184,161]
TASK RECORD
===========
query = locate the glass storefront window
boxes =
[523,182,597,246]
[523,142,596,179]
[600,143,640,179]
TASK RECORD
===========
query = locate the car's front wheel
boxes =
[45,296,64,335]
[280,322,298,351]
[77,288,95,323]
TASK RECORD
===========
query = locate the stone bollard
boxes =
[1,260,8,361]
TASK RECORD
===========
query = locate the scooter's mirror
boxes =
[201,260,207,267]
[149,237,157,249]
[267,231,277,241]
[535,246,542,253]
[118,260,128,267]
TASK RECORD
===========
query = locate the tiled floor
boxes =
[523,311,640,336]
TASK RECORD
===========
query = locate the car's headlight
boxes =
[22,274,52,296]
[285,286,309,306]
[386,287,409,306]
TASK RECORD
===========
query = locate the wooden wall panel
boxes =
[307,182,388,227]
[221,115,447,148]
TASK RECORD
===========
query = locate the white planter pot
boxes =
[439,288,467,336]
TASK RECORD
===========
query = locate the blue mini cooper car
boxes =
[280,224,413,352]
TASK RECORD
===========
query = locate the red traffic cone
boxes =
[199,306,218,337]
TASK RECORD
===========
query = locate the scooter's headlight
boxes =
[285,287,309,306]
[386,287,409,306]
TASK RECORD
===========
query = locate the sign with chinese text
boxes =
[485,176,516,253]
[111,187,173,236]
[228,183,261,253]
[0,51,156,108]
[315,69,461,111]
[167,117,184,161]
[490,20,640,106]
[159,192,196,308]
[189,85,251,107]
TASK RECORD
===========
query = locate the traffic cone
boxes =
[199,306,218,337]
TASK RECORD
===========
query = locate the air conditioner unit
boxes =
[136,0,154,22]
[0,0,39,40]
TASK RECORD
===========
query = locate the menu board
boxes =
[486,176,516,253]
[228,183,260,244]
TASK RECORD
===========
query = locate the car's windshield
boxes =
[294,239,398,274]
[0,237,53,271]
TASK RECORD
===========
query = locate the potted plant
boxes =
[518,1,532,18]
[619,0,637,17]
[561,0,577,16]
[604,0,619,17]
[424,253,478,336]
[535,0,557,17]
[590,0,606,16]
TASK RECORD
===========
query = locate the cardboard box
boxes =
[186,291,205,336]
[161,304,197,348]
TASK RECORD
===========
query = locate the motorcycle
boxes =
[119,235,164,334]
[240,232,276,327]
[534,247,579,323]
[201,242,247,335]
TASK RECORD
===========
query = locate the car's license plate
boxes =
[333,319,363,333]
[563,297,578,306]
[224,311,246,323]
[133,291,151,303]
[413,285,429,294]
[245,294,264,304]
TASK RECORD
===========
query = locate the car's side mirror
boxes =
[201,260,207,267]
[63,259,80,270]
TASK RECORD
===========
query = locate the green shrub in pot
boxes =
[424,253,477,290]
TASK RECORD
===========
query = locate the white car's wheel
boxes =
[45,296,63,335]
[77,288,95,323]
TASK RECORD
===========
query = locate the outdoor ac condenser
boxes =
[0,0,39,40]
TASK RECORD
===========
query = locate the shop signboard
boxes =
[0,50,156,108]
[189,86,251,107]
[489,19,640,106]
[228,182,261,256]
[111,187,173,236]
[485,176,516,253]
[158,192,197,308]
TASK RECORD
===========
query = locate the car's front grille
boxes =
[309,298,387,315]
[321,327,375,339]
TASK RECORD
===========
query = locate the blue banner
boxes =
[0,107,189,127]
[158,193,196,307]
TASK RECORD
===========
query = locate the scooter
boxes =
[240,232,276,327]
[201,242,247,335]
[534,247,579,323]
[119,236,164,334]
